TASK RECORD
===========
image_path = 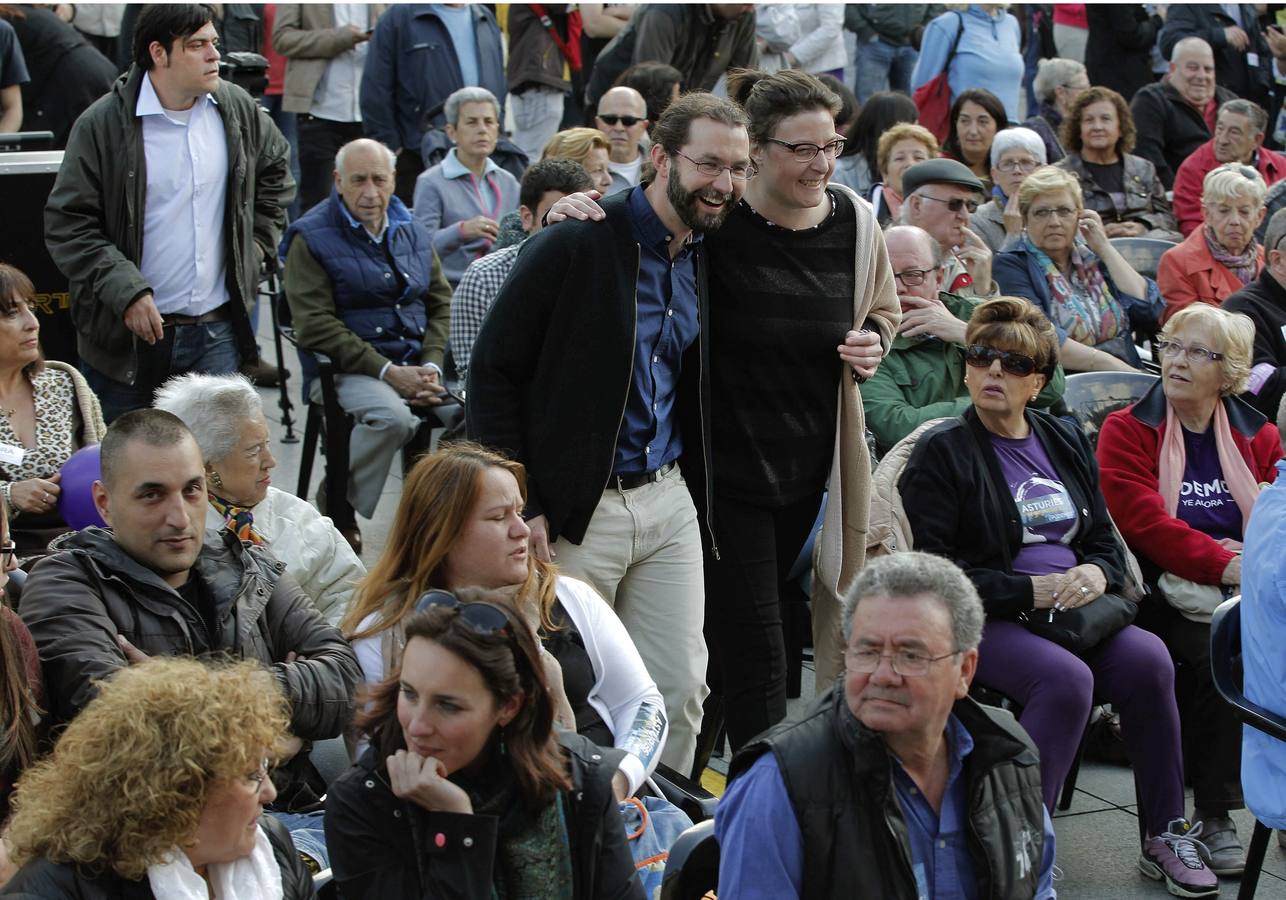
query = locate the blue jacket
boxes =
[359,4,505,156]
[993,240,1163,368]
[283,193,434,366]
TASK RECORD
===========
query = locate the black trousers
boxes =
[296,116,365,211]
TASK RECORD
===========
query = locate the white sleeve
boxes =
[788,4,844,71]
[351,612,386,688]
[296,507,367,627]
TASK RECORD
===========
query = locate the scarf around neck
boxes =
[1157,399,1262,536]
[1026,235,1125,346]
[1203,225,1259,286]
[209,493,265,546]
[146,824,283,900]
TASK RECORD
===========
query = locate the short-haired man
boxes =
[899,158,996,297]
[450,159,594,383]
[44,3,295,423]
[1173,99,1286,235]
[596,85,651,195]
[716,552,1056,898]
[20,409,360,740]
[283,138,451,550]
[1131,37,1236,190]
[863,226,1066,455]
[467,93,754,772]
[1225,207,1286,417]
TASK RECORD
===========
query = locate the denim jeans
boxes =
[265,810,329,870]
[85,320,240,422]
[855,37,919,102]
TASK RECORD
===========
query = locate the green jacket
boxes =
[863,292,1065,455]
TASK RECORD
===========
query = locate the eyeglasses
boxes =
[846,647,960,677]
[1155,339,1224,365]
[672,150,755,181]
[1029,206,1078,221]
[996,158,1040,174]
[965,344,1040,376]
[764,137,847,163]
[920,193,979,214]
[0,541,14,568]
[597,114,645,127]
[894,267,934,286]
[247,758,271,787]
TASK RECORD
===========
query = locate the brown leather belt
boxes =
[161,304,231,327]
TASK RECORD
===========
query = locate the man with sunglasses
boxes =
[595,86,651,196]
[898,159,998,299]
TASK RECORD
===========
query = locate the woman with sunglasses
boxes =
[900,298,1218,898]
[994,165,1163,372]
[1097,303,1281,878]
[326,593,644,899]
[343,443,668,803]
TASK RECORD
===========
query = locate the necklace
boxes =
[0,406,13,417]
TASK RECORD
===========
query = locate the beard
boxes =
[666,172,735,233]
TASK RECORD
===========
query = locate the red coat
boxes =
[1157,225,1263,324]
[1097,382,1281,585]
[1172,140,1286,236]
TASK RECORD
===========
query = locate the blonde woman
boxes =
[870,122,939,227]
[492,128,614,248]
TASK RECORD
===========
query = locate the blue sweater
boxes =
[911,5,1024,121]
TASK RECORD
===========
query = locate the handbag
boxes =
[912,11,965,142]
[1018,592,1137,655]
[619,795,694,897]
[1157,571,1237,624]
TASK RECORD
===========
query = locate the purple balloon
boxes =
[58,444,107,530]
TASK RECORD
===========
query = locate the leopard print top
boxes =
[0,368,78,482]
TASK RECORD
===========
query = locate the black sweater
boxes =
[1223,269,1286,418]
[1130,80,1236,190]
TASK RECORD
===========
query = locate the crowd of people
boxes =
[4,3,1286,899]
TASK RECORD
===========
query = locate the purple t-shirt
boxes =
[1177,426,1242,542]
[993,433,1080,576]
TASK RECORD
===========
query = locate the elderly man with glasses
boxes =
[716,551,1057,899]
[899,158,997,298]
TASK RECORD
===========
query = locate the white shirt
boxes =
[608,151,645,189]
[136,73,229,316]
[310,3,370,122]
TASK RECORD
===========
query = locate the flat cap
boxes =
[900,158,985,198]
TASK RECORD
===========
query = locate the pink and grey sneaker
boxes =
[1139,818,1220,898]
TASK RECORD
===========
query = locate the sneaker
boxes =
[1139,818,1219,897]
[1199,816,1245,876]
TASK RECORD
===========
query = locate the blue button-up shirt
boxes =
[614,185,701,475]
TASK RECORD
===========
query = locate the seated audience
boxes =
[1098,303,1282,877]
[283,137,451,550]
[898,158,995,297]
[153,373,366,627]
[971,127,1046,253]
[1025,57,1089,164]
[900,298,1218,898]
[451,161,594,384]
[595,86,651,196]
[612,60,681,130]
[942,88,1008,191]
[864,226,1065,456]
[412,86,521,288]
[994,165,1163,372]
[1224,209,1286,417]
[869,123,938,229]
[1158,165,1266,324]
[493,128,613,248]
[716,552,1056,899]
[0,265,105,557]
[342,443,667,800]
[832,90,917,196]
[325,594,645,898]
[1262,177,1286,243]
[1056,87,1180,240]
[1173,100,1286,237]
[0,657,315,898]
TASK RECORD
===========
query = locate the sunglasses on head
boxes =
[965,344,1039,376]
[598,114,644,127]
[415,589,514,637]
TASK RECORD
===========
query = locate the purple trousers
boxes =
[975,620,1185,836]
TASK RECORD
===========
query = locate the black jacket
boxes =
[1130,79,1237,190]
[898,408,1128,619]
[1085,4,1165,102]
[0,815,316,899]
[728,690,1046,900]
[1161,4,1275,109]
[466,190,714,547]
[324,731,645,900]
[1222,269,1286,417]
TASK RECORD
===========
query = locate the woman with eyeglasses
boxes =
[1097,303,1281,878]
[969,127,1047,254]
[1158,165,1267,325]
[994,165,1164,372]
[326,592,644,899]
[0,656,316,899]
[900,298,1219,898]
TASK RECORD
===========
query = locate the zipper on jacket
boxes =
[695,252,719,560]
[598,247,640,496]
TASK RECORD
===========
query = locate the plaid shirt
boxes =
[449,242,522,382]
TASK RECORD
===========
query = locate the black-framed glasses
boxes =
[0,542,14,568]
[672,150,755,181]
[1155,339,1225,365]
[920,193,979,214]
[894,267,934,286]
[597,114,644,127]
[965,344,1039,377]
[415,589,514,637]
[764,136,846,163]
[845,647,960,677]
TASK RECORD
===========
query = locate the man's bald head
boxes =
[884,226,944,301]
[1169,37,1217,109]
[596,87,650,164]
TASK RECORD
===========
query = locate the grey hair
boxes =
[152,373,265,464]
[1032,58,1086,104]
[335,139,396,178]
[884,224,946,267]
[1219,98,1269,136]
[1267,207,1286,257]
[990,127,1047,167]
[842,552,986,653]
[1202,163,1267,209]
[1160,304,1255,396]
[1170,35,1214,64]
[445,86,500,127]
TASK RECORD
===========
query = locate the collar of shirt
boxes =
[626,183,703,256]
[136,71,218,120]
[337,197,389,243]
[891,713,976,789]
[441,146,502,181]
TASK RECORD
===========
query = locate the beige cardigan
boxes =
[46,360,106,443]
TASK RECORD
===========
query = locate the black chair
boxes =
[659,819,718,900]
[1109,236,1177,281]
[650,763,718,824]
[1060,371,1159,449]
[1210,596,1286,900]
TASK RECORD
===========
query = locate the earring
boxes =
[208,469,223,490]
[1030,393,1039,402]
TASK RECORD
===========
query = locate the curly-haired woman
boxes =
[0,657,314,899]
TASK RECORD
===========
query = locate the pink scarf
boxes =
[1158,401,1261,538]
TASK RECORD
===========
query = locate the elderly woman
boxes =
[0,656,314,898]
[1055,87,1179,241]
[153,373,365,627]
[0,265,104,557]
[994,165,1164,372]
[900,297,1218,899]
[970,127,1046,253]
[870,122,939,228]
[1024,57,1089,164]
[942,88,1009,190]
[1098,304,1282,878]
[1158,165,1267,324]
[412,86,521,287]
[493,128,613,249]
